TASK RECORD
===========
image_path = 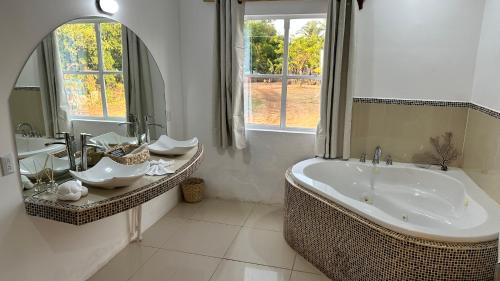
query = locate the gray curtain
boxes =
[315,0,355,159]
[37,33,71,138]
[216,0,246,149]
[122,27,155,138]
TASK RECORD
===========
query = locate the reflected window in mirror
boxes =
[55,20,126,120]
[10,16,168,197]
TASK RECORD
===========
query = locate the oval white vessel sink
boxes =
[89,132,137,148]
[16,135,66,159]
[148,135,198,155]
[69,157,150,189]
[20,153,70,179]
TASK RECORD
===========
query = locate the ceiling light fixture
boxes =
[97,0,119,15]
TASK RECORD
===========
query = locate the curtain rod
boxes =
[203,0,282,2]
[203,0,365,9]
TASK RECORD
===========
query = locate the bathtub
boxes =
[284,158,499,281]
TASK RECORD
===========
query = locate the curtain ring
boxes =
[238,0,243,3]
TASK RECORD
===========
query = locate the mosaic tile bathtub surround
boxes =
[24,145,204,225]
[283,172,498,281]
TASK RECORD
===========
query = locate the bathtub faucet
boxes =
[372,146,382,165]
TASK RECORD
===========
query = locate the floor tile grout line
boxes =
[167,215,284,232]
[222,224,244,258]
[126,244,323,280]
[208,257,224,281]
[289,253,298,281]
[141,246,297,271]
[240,202,257,227]
[125,246,160,281]
[221,257,294,271]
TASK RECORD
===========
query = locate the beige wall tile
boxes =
[9,88,45,135]
[463,109,500,204]
[351,102,468,166]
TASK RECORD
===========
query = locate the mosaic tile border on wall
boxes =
[24,144,204,225]
[353,97,500,119]
[283,171,498,281]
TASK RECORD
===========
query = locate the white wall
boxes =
[0,0,183,280]
[471,0,500,112]
[15,50,40,88]
[179,0,323,203]
[354,0,485,102]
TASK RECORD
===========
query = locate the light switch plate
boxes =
[0,153,15,176]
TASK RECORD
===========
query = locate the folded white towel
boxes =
[57,180,88,201]
[21,175,34,190]
[146,159,175,176]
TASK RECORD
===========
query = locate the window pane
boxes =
[245,77,282,126]
[56,23,98,71]
[63,74,103,117]
[101,22,123,71]
[104,74,126,118]
[286,79,321,128]
[244,19,284,75]
[288,19,326,75]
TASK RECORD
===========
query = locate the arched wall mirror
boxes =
[10,17,167,195]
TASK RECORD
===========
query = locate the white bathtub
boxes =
[291,158,500,243]
[16,135,66,159]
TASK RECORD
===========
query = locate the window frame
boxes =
[244,14,326,133]
[58,18,126,122]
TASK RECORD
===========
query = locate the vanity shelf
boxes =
[24,144,204,225]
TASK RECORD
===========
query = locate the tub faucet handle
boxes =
[385,155,393,165]
[372,146,382,165]
[360,152,366,163]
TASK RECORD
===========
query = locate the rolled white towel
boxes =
[146,159,175,176]
[57,180,87,201]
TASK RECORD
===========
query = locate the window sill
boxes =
[71,118,126,124]
[247,127,316,135]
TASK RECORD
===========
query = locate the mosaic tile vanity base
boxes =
[24,145,204,225]
[283,172,498,281]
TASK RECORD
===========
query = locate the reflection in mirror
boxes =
[9,17,167,195]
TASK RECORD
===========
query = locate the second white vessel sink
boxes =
[69,157,150,189]
[148,135,198,155]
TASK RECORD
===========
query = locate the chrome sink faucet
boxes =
[372,146,382,165]
[80,133,105,171]
[119,114,141,144]
[45,132,77,171]
[385,155,393,165]
[360,152,367,163]
[144,115,164,143]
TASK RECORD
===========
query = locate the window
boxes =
[244,15,326,131]
[55,20,126,120]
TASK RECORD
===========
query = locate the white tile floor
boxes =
[89,199,330,281]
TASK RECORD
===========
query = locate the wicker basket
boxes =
[105,144,150,165]
[181,178,204,203]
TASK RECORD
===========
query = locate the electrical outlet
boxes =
[0,153,15,176]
